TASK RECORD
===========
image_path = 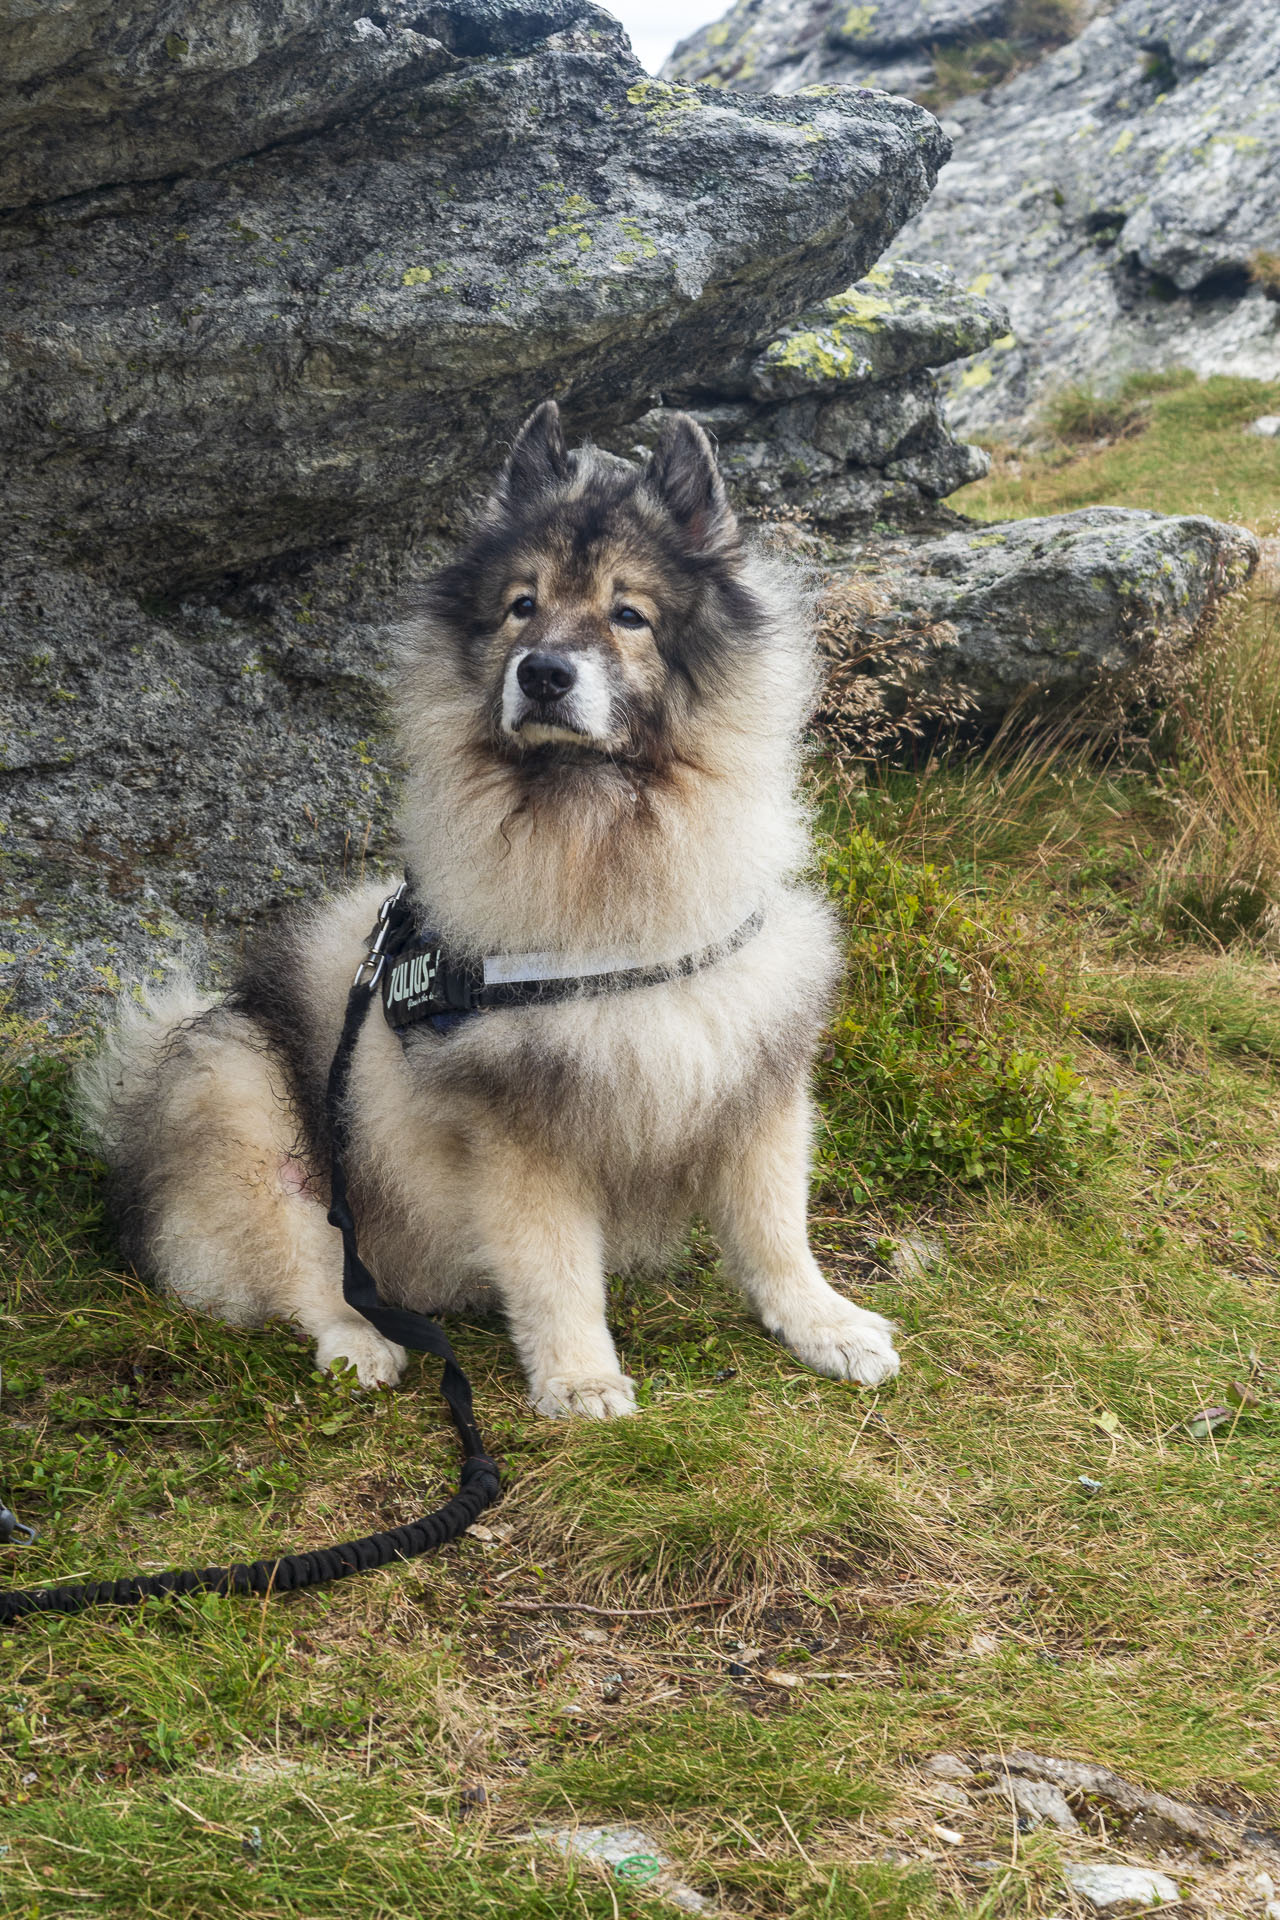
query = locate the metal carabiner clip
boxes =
[353,880,409,989]
[0,1504,37,1546]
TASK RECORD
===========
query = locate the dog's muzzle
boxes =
[501,646,614,747]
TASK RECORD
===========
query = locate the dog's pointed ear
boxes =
[495,400,571,506]
[644,413,736,554]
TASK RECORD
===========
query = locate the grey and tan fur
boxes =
[78,403,900,1417]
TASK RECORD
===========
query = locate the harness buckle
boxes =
[354,881,409,990]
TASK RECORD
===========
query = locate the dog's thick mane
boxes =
[395,431,817,963]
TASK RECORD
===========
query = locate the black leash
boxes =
[0,956,500,1630]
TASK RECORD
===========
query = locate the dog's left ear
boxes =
[645,413,737,555]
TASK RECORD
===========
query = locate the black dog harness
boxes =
[365,879,764,1035]
[0,882,763,1626]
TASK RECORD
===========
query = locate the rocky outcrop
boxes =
[0,0,948,1024]
[663,0,1092,102]
[1,17,945,592]
[667,0,1280,436]
[1,0,476,211]
[609,260,1008,528]
[820,508,1259,742]
[893,0,1280,434]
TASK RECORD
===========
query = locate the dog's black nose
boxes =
[517,651,576,703]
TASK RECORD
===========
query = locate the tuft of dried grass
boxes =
[514,1384,945,1616]
[1149,578,1280,946]
[813,572,976,759]
[1248,248,1280,300]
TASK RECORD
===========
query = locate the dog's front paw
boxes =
[531,1372,638,1420]
[773,1298,900,1388]
[315,1323,408,1388]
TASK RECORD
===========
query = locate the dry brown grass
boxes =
[1149,579,1280,946]
[813,573,976,759]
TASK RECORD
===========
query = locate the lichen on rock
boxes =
[612,261,1008,530]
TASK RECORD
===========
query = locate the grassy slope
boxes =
[3,379,1280,1919]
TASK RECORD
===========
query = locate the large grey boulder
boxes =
[2,12,945,592]
[890,0,1280,433]
[824,508,1259,735]
[1,0,473,211]
[0,0,949,1025]
[0,549,400,1025]
[610,260,1009,528]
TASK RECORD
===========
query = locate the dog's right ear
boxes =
[492,400,571,507]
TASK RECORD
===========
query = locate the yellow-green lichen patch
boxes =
[961,360,995,389]
[401,267,433,287]
[822,286,893,327]
[616,218,659,261]
[763,325,874,386]
[626,78,703,126]
[837,4,878,40]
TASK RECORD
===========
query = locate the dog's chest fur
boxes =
[325,884,839,1296]
[410,889,834,1172]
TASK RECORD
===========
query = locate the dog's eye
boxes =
[509,594,536,620]
[613,604,648,629]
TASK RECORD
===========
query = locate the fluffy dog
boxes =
[78,402,900,1416]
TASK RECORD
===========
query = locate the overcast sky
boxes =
[605,0,730,74]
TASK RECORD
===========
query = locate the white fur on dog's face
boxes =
[500,645,617,749]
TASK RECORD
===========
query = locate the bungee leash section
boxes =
[0,908,501,1629]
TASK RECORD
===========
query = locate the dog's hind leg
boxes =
[80,995,406,1388]
[705,1092,900,1387]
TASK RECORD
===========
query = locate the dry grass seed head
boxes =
[814,572,975,760]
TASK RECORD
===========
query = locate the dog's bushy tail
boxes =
[75,976,217,1168]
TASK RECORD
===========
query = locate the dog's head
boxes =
[413,401,777,777]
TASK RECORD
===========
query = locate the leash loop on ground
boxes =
[0,956,499,1631]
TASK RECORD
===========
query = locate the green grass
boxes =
[917,0,1083,110]
[5,913,1280,1917]
[957,371,1280,530]
[5,376,1280,1914]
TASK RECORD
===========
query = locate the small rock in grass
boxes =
[890,1233,944,1281]
[580,1628,609,1644]
[928,1780,972,1811]
[1246,417,1280,437]
[1007,1778,1079,1833]
[1063,1863,1180,1911]
[922,1753,974,1782]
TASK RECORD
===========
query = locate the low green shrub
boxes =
[816,827,1112,1199]
[0,1042,102,1239]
